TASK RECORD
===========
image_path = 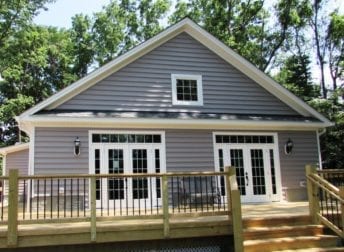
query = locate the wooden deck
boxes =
[0,202,310,249]
[0,213,232,248]
[242,201,309,218]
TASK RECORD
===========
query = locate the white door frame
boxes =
[213,132,282,203]
[89,130,166,209]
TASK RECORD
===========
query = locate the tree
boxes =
[0,0,55,70]
[310,0,329,98]
[0,25,77,145]
[92,0,170,67]
[326,12,344,94]
[0,25,75,103]
[308,98,344,169]
[0,94,34,146]
[70,14,95,78]
[276,54,319,101]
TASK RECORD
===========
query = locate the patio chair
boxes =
[176,176,221,206]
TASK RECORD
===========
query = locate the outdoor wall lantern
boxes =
[74,137,81,156]
[284,138,294,155]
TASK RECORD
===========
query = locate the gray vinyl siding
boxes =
[33,128,215,174]
[34,127,319,193]
[57,33,298,116]
[165,130,214,172]
[6,149,29,175]
[278,131,319,189]
[34,128,89,174]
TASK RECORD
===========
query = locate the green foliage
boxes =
[275,54,319,101]
[70,14,95,78]
[326,12,344,91]
[0,26,76,103]
[0,94,34,146]
[308,98,344,169]
[92,0,170,66]
[0,0,55,47]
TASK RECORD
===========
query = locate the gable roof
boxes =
[17,18,332,127]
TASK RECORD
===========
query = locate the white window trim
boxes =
[171,74,203,106]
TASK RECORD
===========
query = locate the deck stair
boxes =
[243,215,342,252]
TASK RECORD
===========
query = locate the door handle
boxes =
[245,172,249,186]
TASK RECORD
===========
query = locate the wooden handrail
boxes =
[307,174,343,203]
[16,171,227,180]
[306,164,344,239]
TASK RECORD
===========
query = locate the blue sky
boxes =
[35,0,343,28]
[34,0,111,28]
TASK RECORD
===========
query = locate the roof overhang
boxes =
[21,116,330,131]
[16,18,333,128]
[0,143,29,156]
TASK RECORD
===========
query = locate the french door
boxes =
[91,144,163,209]
[214,134,281,203]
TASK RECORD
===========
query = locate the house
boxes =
[2,18,332,205]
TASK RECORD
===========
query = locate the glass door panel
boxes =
[250,149,266,196]
[230,149,246,196]
[108,149,124,200]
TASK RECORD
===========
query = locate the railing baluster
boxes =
[70,178,73,217]
[23,179,26,219]
[37,179,40,220]
[77,178,80,217]
[64,179,66,218]
[50,178,53,219]
[83,178,86,217]
[57,179,60,218]
[44,179,46,219]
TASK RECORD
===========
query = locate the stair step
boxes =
[244,235,339,252]
[244,225,324,240]
[243,215,311,228]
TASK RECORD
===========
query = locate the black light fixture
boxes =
[74,137,81,156]
[284,138,294,155]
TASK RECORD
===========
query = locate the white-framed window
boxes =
[171,74,203,106]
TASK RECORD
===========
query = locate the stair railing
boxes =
[306,165,344,239]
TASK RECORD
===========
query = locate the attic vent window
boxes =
[171,74,203,106]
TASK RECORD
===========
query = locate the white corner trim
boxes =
[29,128,35,175]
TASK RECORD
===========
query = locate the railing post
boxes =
[7,169,19,247]
[162,174,169,238]
[90,177,97,242]
[306,164,320,224]
[339,187,344,235]
[225,166,244,252]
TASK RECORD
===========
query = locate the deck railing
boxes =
[0,167,243,251]
[306,165,344,239]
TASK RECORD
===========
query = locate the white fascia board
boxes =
[17,19,189,119]
[22,116,330,131]
[0,143,29,155]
